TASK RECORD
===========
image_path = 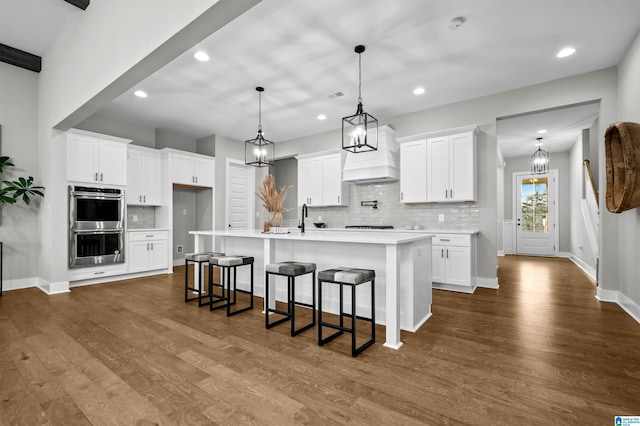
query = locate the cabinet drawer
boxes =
[433,234,470,246]
[69,264,127,281]
[128,231,168,241]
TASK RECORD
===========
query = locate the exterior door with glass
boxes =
[515,171,557,256]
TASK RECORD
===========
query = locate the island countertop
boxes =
[189,229,434,245]
[189,229,433,350]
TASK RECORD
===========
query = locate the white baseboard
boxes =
[407,311,432,333]
[477,277,499,289]
[596,287,640,325]
[173,259,185,267]
[432,282,476,294]
[2,277,38,292]
[37,278,70,295]
[497,250,505,257]
[567,255,597,280]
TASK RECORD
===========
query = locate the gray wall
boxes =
[156,128,197,151]
[271,157,298,226]
[172,188,197,259]
[0,62,42,282]
[613,30,640,307]
[503,151,571,253]
[77,113,156,148]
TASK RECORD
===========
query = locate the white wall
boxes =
[35,0,260,289]
[569,133,597,270]
[612,30,640,307]
[0,63,41,284]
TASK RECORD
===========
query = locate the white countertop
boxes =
[313,228,479,235]
[190,229,434,245]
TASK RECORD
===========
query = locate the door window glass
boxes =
[520,177,548,233]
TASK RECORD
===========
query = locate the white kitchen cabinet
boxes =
[171,152,214,187]
[399,139,428,203]
[296,150,349,206]
[128,230,169,273]
[127,146,162,205]
[67,129,131,186]
[431,233,477,289]
[427,128,477,202]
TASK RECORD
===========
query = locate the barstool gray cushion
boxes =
[265,261,316,276]
[185,253,212,262]
[211,255,254,267]
[318,267,375,285]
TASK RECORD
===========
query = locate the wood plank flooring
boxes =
[1,255,639,425]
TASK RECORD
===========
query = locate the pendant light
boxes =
[342,45,378,153]
[531,137,549,174]
[245,87,275,167]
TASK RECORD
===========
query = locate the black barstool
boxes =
[209,254,254,316]
[184,252,224,307]
[265,261,316,336]
[318,267,376,357]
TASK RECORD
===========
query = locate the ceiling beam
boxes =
[64,0,90,10]
[0,43,41,73]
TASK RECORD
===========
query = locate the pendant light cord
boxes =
[258,90,262,132]
[358,51,362,104]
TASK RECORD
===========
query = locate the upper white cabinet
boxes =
[297,150,350,207]
[67,129,131,186]
[127,145,162,205]
[427,129,477,202]
[167,150,214,187]
[399,139,428,203]
[397,125,478,203]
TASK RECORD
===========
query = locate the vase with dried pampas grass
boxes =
[257,174,292,227]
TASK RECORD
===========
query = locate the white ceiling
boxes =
[2,0,640,151]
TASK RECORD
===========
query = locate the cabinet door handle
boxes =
[449,189,453,198]
[143,195,146,203]
[150,242,153,250]
[338,196,340,204]
[195,176,198,183]
[95,172,98,181]
[100,173,103,182]
[139,195,142,202]
[439,239,450,242]
[446,249,449,258]
[441,248,443,258]
[147,243,150,250]
[445,189,448,199]
[94,271,104,275]
[401,192,403,201]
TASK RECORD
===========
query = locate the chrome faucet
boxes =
[301,204,308,233]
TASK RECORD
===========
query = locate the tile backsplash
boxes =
[304,181,479,230]
[127,206,156,229]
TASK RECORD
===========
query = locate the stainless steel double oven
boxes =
[68,185,125,268]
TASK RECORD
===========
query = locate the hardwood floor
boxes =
[1,255,639,425]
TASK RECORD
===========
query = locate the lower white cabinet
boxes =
[128,230,169,273]
[431,233,477,288]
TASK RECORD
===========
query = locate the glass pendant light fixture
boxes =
[245,86,275,167]
[342,45,378,153]
[531,137,549,174]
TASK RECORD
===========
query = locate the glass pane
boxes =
[520,177,549,233]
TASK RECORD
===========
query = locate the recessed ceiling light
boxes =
[194,51,210,62]
[317,114,327,120]
[537,129,547,134]
[556,47,576,58]
[413,87,425,95]
[134,90,147,98]
[449,16,467,30]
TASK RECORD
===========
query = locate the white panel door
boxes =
[148,240,168,270]
[194,157,214,187]
[128,241,150,273]
[431,246,446,283]
[67,134,98,183]
[322,154,342,206]
[227,162,251,230]
[515,172,557,256]
[172,153,195,185]
[444,246,471,286]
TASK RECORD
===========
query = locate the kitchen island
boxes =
[189,229,433,349]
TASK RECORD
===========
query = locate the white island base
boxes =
[189,230,433,349]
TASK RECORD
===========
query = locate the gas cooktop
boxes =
[345,225,394,229]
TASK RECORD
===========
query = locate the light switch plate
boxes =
[438,214,444,222]
[132,215,138,222]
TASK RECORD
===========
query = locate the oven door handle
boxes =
[70,191,124,199]
[73,229,124,235]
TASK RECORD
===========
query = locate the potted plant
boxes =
[257,173,292,228]
[0,156,45,205]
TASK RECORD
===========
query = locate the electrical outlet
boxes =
[416,248,422,257]
[183,209,187,215]
[132,215,138,222]
[438,214,444,222]
[177,245,183,253]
